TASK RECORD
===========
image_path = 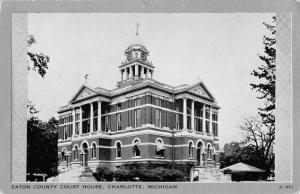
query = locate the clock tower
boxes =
[118,24,155,87]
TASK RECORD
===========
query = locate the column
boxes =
[97,100,102,132]
[140,66,144,78]
[128,67,131,78]
[191,100,195,131]
[79,106,82,134]
[131,66,134,78]
[135,65,138,77]
[209,107,212,134]
[145,68,149,78]
[202,104,206,133]
[147,68,150,78]
[126,68,129,79]
[120,70,123,81]
[183,97,187,130]
[72,108,75,137]
[90,102,93,133]
[150,70,153,78]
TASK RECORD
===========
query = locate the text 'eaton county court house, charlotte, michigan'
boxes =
[57,29,221,172]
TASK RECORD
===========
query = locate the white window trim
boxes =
[115,141,122,159]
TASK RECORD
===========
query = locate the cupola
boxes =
[118,23,155,86]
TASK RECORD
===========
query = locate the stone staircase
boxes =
[47,166,96,182]
[191,166,231,183]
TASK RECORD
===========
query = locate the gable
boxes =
[188,83,214,100]
[71,86,97,102]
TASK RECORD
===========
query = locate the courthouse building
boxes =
[57,32,221,171]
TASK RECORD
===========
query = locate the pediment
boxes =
[188,83,214,100]
[70,85,97,102]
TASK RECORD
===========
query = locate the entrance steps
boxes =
[47,166,96,182]
[191,166,231,183]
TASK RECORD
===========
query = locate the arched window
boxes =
[91,143,96,159]
[207,144,211,159]
[155,139,165,157]
[61,149,67,162]
[74,145,79,160]
[116,142,122,158]
[133,139,141,157]
[61,151,65,162]
[188,142,193,157]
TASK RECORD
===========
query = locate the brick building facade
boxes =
[57,33,220,172]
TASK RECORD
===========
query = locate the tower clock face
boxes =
[127,52,133,61]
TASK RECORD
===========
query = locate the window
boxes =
[74,146,78,160]
[61,149,67,162]
[213,123,218,136]
[93,118,98,131]
[212,111,218,121]
[195,118,202,132]
[104,116,109,132]
[127,52,133,61]
[61,151,65,162]
[155,109,162,128]
[134,109,141,128]
[91,143,96,158]
[155,139,165,157]
[207,144,211,159]
[116,142,121,158]
[117,113,121,130]
[82,120,90,134]
[200,105,203,117]
[75,113,80,121]
[175,114,180,130]
[175,99,183,112]
[155,98,162,107]
[141,52,146,60]
[75,122,79,135]
[188,142,193,157]
[187,116,191,130]
[206,120,210,133]
[117,103,121,111]
[134,98,141,106]
[212,111,218,136]
[63,126,67,140]
[205,107,210,119]
[133,140,141,157]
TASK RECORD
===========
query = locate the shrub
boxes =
[161,169,184,181]
[138,168,162,182]
[93,166,113,181]
[114,168,132,181]
[93,162,191,182]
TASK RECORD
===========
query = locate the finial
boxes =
[135,23,139,36]
[84,74,89,84]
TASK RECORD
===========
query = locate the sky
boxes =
[28,13,275,147]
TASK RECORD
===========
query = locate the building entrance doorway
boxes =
[81,143,88,166]
[197,142,203,166]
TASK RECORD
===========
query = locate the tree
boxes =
[27,35,50,78]
[238,16,276,178]
[250,16,276,131]
[26,35,57,181]
[219,141,263,170]
[27,116,58,180]
[240,116,274,177]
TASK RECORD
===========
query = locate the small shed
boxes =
[220,162,265,181]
